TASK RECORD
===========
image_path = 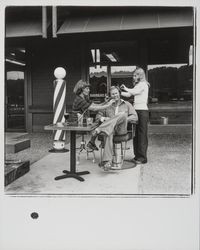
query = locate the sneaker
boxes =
[98,161,112,171]
[87,141,99,151]
[101,161,112,171]
[110,164,122,170]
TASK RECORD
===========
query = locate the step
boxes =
[148,124,192,134]
[6,138,31,153]
[5,160,30,186]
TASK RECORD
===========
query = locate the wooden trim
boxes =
[107,65,111,94]
[24,61,28,132]
[81,42,90,81]
[139,37,148,72]
[149,109,192,113]
[28,104,72,114]
[52,6,57,38]
[28,105,52,114]
[42,6,47,38]
[29,108,53,114]
[26,49,33,132]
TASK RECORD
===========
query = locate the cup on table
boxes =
[64,112,70,121]
[86,117,93,126]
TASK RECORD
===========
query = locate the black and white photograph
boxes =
[4,5,194,195]
[0,1,199,250]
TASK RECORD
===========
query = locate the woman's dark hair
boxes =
[73,80,90,95]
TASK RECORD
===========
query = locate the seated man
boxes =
[92,86,138,170]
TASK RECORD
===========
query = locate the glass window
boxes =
[5,47,26,130]
[89,65,108,103]
[147,64,193,103]
[6,71,25,130]
[111,66,136,87]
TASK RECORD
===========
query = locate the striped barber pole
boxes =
[53,79,66,147]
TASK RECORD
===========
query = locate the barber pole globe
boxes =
[49,67,69,152]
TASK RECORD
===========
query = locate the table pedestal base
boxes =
[49,148,69,153]
[54,170,90,182]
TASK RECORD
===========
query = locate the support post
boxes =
[42,6,47,38]
[52,6,57,38]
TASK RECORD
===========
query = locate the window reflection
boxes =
[111,66,136,88]
[6,71,25,130]
[148,64,193,103]
[89,66,107,103]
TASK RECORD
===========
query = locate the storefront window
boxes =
[89,65,107,103]
[89,41,138,103]
[6,71,25,130]
[147,64,193,103]
[111,66,136,87]
[5,48,26,130]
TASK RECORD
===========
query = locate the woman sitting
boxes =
[72,80,115,151]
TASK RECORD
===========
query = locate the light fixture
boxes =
[91,49,95,63]
[105,53,117,62]
[96,49,100,63]
[6,58,26,66]
[91,49,100,63]
[19,48,26,53]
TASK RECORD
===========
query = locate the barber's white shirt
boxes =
[130,81,149,110]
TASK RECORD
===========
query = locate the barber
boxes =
[120,67,150,164]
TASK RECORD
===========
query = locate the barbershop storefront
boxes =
[5,6,194,132]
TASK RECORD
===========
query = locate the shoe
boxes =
[110,164,122,170]
[87,141,99,151]
[100,161,112,171]
[134,159,147,164]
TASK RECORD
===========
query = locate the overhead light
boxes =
[91,49,95,63]
[19,49,26,53]
[6,58,26,66]
[96,49,100,63]
[91,49,100,63]
[105,53,117,62]
[10,52,15,56]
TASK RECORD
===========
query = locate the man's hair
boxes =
[109,85,121,95]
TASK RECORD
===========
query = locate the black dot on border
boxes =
[31,212,39,219]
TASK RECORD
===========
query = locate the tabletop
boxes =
[44,122,98,132]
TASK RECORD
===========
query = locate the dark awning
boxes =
[6,20,43,38]
[57,8,193,35]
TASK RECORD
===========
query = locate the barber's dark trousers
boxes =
[133,110,149,162]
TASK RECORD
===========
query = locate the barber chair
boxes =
[98,120,137,169]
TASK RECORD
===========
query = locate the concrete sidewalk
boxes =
[5,137,140,195]
[5,132,192,196]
